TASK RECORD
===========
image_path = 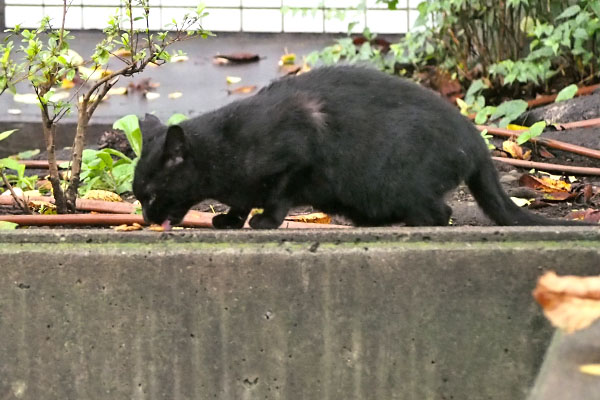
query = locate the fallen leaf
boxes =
[168,92,183,99]
[503,140,531,160]
[170,55,189,63]
[107,87,128,95]
[279,53,296,66]
[0,221,18,230]
[510,197,532,207]
[538,147,555,159]
[285,212,331,224]
[227,85,257,95]
[145,92,160,100]
[566,209,600,223]
[148,224,165,232]
[542,191,576,201]
[580,364,600,376]
[507,124,528,131]
[112,48,132,58]
[28,200,57,214]
[79,66,113,81]
[13,93,40,104]
[213,53,260,64]
[114,223,143,232]
[64,49,84,66]
[82,190,122,202]
[533,271,600,333]
[226,76,242,84]
[7,109,21,115]
[519,174,572,193]
[281,64,301,75]
[61,79,75,89]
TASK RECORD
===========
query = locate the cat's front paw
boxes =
[212,213,246,229]
[249,213,282,229]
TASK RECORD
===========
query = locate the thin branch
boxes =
[0,169,30,214]
[492,157,600,176]
[478,125,600,160]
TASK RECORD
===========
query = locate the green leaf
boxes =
[113,114,142,158]
[517,121,546,145]
[167,113,188,126]
[490,99,528,126]
[591,1,600,18]
[0,157,21,171]
[555,84,578,102]
[17,149,40,160]
[0,221,18,230]
[0,129,18,141]
[556,5,580,20]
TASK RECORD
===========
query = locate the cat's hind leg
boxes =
[403,201,452,226]
[212,207,251,229]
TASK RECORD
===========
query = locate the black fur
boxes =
[133,66,587,229]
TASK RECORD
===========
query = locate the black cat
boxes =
[133,66,586,229]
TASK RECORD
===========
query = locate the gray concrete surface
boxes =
[528,321,600,400]
[1,226,600,400]
[0,31,352,157]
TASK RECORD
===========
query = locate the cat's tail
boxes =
[466,156,590,226]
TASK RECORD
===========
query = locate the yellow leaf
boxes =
[112,48,132,58]
[533,271,600,333]
[168,91,183,99]
[171,55,189,63]
[580,364,600,376]
[148,224,165,232]
[145,92,160,100]
[61,79,75,89]
[510,197,532,207]
[503,140,531,160]
[82,190,122,202]
[226,76,242,84]
[507,124,528,131]
[279,53,296,66]
[107,87,128,95]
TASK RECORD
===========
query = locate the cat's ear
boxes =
[140,113,163,142]
[162,125,187,167]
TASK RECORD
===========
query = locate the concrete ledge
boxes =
[1,227,599,399]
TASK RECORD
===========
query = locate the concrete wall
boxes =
[1,227,599,400]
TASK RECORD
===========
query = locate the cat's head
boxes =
[133,114,199,228]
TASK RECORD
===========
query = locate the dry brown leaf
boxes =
[285,212,331,224]
[28,200,56,215]
[82,190,122,202]
[213,53,260,64]
[227,85,257,95]
[114,223,143,232]
[566,209,600,223]
[533,271,600,333]
[503,140,531,160]
[519,174,572,193]
[112,48,132,58]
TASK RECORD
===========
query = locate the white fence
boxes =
[4,0,421,33]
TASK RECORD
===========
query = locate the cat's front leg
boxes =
[212,207,251,229]
[248,204,290,229]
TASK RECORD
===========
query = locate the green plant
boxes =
[0,0,211,213]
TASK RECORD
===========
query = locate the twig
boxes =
[554,118,600,130]
[478,125,600,160]
[492,157,600,175]
[0,212,349,229]
[0,170,30,214]
[527,84,600,108]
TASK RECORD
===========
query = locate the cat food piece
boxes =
[114,223,143,232]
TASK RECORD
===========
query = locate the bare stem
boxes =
[0,169,31,214]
